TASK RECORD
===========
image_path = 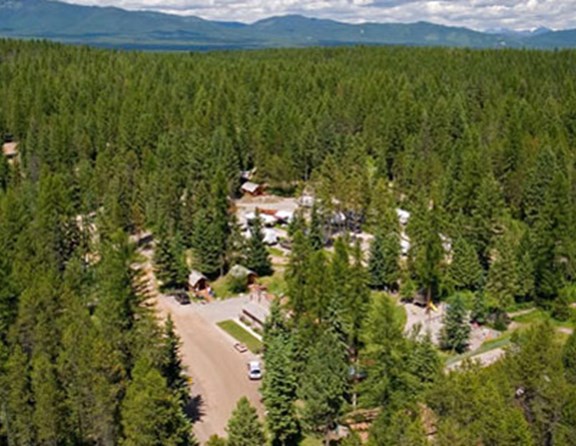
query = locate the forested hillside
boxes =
[1,40,576,445]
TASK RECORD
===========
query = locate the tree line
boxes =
[1,39,576,444]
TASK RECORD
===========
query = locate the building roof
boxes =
[241,181,261,194]
[2,142,18,157]
[396,208,411,226]
[275,210,294,223]
[188,270,207,287]
[263,228,279,245]
[243,302,270,326]
[229,264,256,279]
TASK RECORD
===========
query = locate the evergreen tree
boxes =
[160,316,188,402]
[563,331,576,384]
[5,345,35,446]
[244,213,272,277]
[286,229,311,318]
[298,328,348,442]
[226,397,265,446]
[262,335,299,445]
[309,204,324,251]
[440,294,470,353]
[409,204,444,305]
[369,407,428,446]
[368,231,401,290]
[155,232,187,292]
[448,236,483,291]
[31,351,64,445]
[486,232,519,310]
[470,292,488,325]
[121,357,194,446]
[206,435,227,446]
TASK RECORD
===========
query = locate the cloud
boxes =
[59,0,576,30]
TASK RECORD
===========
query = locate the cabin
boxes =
[188,270,208,292]
[228,264,258,286]
[240,181,264,197]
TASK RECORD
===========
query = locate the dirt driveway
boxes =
[136,245,263,444]
[155,297,263,444]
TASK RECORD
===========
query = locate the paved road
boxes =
[155,297,263,444]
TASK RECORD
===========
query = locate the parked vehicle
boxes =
[247,360,263,380]
[170,290,190,305]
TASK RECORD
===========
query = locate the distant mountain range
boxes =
[1,0,575,50]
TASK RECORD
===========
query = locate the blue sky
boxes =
[61,0,576,30]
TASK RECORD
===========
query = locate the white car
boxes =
[248,360,263,380]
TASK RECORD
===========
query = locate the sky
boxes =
[60,0,576,30]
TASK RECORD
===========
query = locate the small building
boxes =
[396,208,411,226]
[188,270,208,292]
[240,181,264,197]
[228,264,258,286]
[275,210,294,224]
[2,141,18,160]
[245,211,277,227]
[262,228,279,245]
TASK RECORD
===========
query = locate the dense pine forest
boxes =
[1,39,576,445]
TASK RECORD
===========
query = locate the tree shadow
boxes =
[184,394,205,423]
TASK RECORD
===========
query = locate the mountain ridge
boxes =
[0,0,574,50]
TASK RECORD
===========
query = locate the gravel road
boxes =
[137,245,264,444]
[155,296,264,444]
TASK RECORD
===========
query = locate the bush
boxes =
[228,275,248,294]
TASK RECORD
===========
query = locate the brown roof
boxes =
[2,142,18,157]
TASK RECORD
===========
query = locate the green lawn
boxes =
[217,320,263,353]
[260,271,288,297]
[512,308,575,329]
[299,436,323,446]
[445,333,512,366]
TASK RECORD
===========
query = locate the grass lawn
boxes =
[299,436,323,446]
[445,333,512,366]
[217,320,263,353]
[260,271,288,296]
[210,276,234,299]
[512,308,575,329]
[268,246,285,258]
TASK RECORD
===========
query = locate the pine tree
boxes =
[206,435,227,446]
[286,229,311,318]
[298,328,348,441]
[226,397,265,446]
[155,232,187,292]
[121,357,194,446]
[448,236,483,291]
[470,292,488,325]
[244,212,272,277]
[369,407,428,446]
[309,204,324,251]
[409,203,444,305]
[486,233,519,310]
[440,295,470,354]
[262,334,299,445]
[563,331,576,384]
[5,345,35,446]
[344,242,370,363]
[160,316,188,402]
[368,231,400,290]
[31,351,64,445]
